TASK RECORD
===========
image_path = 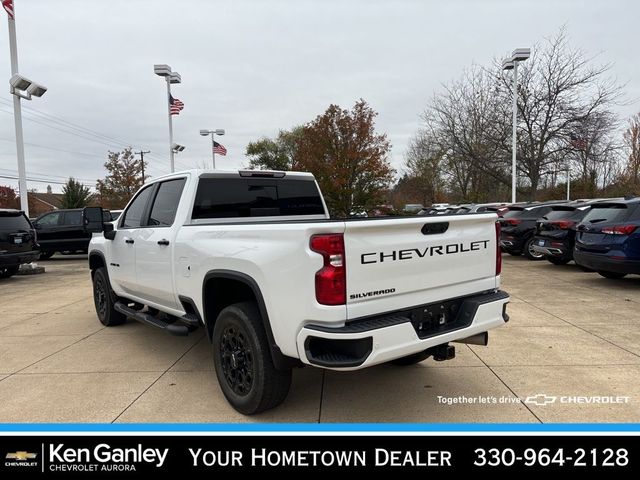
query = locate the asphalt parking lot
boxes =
[1,254,639,423]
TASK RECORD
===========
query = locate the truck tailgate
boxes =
[344,214,499,319]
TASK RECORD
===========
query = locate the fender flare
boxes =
[202,269,300,370]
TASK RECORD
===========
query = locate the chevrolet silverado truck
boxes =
[85,170,509,414]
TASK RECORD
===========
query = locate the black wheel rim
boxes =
[95,277,107,317]
[220,325,254,396]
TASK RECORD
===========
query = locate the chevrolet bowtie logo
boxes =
[6,451,37,461]
[525,394,557,406]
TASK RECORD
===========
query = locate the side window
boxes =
[121,186,154,228]
[37,212,62,226]
[63,211,82,226]
[148,179,186,226]
[102,210,112,222]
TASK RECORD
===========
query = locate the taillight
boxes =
[504,219,521,226]
[551,220,576,230]
[495,222,502,276]
[601,225,637,235]
[310,234,346,305]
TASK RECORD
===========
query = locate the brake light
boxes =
[504,219,521,226]
[601,225,637,235]
[495,222,502,276]
[310,234,346,305]
[551,220,576,230]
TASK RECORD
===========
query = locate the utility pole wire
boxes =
[136,150,150,183]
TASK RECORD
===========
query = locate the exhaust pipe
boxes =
[454,332,488,346]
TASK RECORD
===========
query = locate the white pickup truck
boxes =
[85,170,509,414]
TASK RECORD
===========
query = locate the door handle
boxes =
[124,238,135,244]
[157,239,170,246]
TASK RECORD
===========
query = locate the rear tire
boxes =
[92,267,126,326]
[577,264,594,272]
[547,257,571,265]
[390,350,431,366]
[212,302,291,415]
[597,271,627,279]
[0,265,19,278]
[524,237,545,260]
[39,251,54,260]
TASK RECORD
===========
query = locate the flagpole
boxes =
[211,135,216,169]
[166,78,174,173]
[6,6,29,216]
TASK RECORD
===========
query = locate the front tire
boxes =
[524,237,545,260]
[547,257,571,265]
[0,265,19,278]
[92,267,126,326]
[39,251,54,260]
[597,271,627,279]
[212,302,291,415]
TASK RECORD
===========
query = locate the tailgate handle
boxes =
[422,222,449,235]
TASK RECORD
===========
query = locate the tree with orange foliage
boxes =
[0,186,17,209]
[296,100,394,217]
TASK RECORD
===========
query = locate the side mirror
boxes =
[82,207,104,233]
[103,222,116,240]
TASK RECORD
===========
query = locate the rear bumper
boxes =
[531,237,571,258]
[500,236,525,251]
[574,251,640,274]
[296,290,510,370]
[0,250,39,267]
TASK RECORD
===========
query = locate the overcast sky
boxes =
[0,0,638,193]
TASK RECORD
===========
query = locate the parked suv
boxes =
[499,204,561,259]
[531,203,594,265]
[33,208,112,259]
[574,199,640,279]
[0,209,39,278]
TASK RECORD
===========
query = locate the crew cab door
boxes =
[33,211,63,251]
[109,185,155,294]
[133,177,186,309]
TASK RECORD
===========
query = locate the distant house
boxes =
[19,185,64,218]
[18,185,101,219]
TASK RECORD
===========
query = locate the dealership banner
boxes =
[0,435,636,475]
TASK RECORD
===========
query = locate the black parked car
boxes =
[0,209,39,278]
[499,204,563,259]
[531,203,595,265]
[33,208,111,259]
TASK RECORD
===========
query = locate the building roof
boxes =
[29,192,63,209]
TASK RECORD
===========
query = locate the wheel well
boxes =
[89,253,105,277]
[203,277,257,340]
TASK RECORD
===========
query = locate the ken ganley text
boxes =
[189,448,452,467]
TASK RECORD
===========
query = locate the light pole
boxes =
[4,3,47,217]
[502,48,530,204]
[199,129,225,169]
[154,64,181,173]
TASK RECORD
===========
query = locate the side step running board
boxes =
[114,302,189,336]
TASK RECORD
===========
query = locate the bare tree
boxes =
[420,65,511,201]
[623,113,640,183]
[404,130,445,205]
[495,28,623,199]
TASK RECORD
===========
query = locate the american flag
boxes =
[213,141,227,156]
[169,95,184,115]
[2,0,14,19]
[569,132,587,151]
